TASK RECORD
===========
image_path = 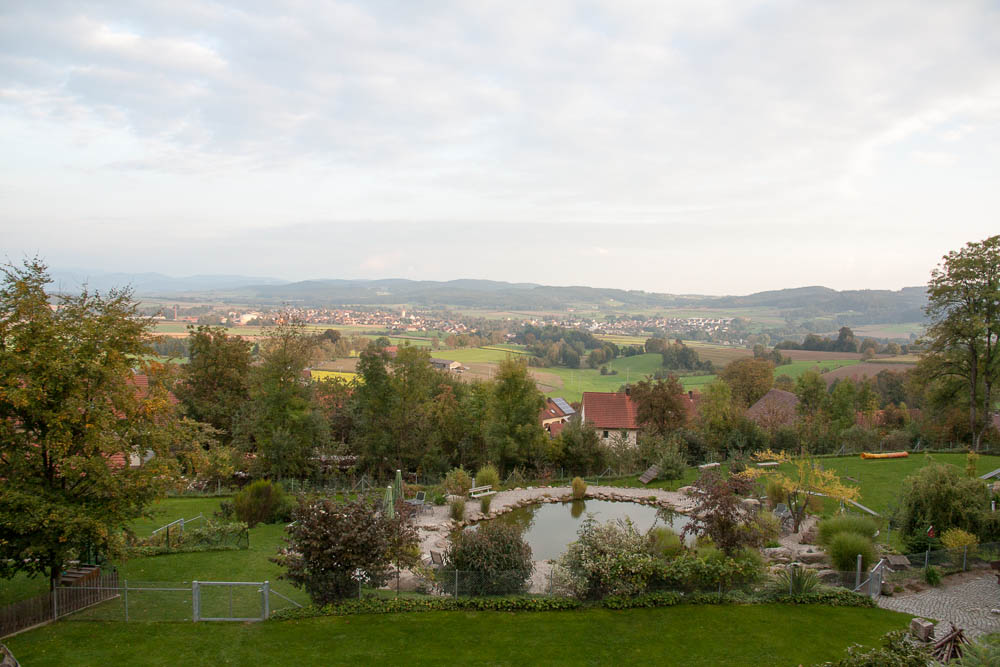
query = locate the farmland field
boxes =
[820,362,917,385]
[773,359,860,380]
[539,354,714,402]
[309,370,358,382]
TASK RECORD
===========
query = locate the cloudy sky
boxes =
[2,1,999,294]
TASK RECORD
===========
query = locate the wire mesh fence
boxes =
[883,541,1000,581]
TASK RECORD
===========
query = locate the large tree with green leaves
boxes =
[482,357,547,471]
[174,325,252,442]
[921,235,1000,450]
[0,259,178,588]
[233,322,329,479]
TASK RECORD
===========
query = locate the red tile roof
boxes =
[582,391,639,430]
[539,397,571,423]
[547,421,566,438]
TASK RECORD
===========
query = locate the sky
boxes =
[2,0,999,295]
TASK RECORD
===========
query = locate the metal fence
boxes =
[1,578,303,635]
[883,541,1000,581]
[0,570,120,637]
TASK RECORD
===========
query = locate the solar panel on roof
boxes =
[552,397,575,414]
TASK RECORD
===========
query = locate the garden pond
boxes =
[467,499,693,561]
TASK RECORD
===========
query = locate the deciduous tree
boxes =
[0,259,178,588]
[920,235,1000,450]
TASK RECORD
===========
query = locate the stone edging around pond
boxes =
[448,485,692,530]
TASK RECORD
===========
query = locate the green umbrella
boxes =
[383,485,395,519]
[394,469,404,504]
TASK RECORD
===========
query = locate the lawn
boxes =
[781,452,1000,517]
[5,604,911,666]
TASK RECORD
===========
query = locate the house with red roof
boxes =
[581,390,640,445]
[540,397,576,427]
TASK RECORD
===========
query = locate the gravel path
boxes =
[876,573,1000,639]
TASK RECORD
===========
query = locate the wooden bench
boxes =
[698,462,720,470]
[638,465,661,485]
[470,485,495,498]
[756,461,779,468]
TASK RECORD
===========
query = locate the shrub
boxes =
[647,527,684,560]
[816,515,879,547]
[941,527,978,551]
[558,517,657,599]
[827,532,875,572]
[953,635,1000,666]
[923,565,940,586]
[475,463,500,489]
[896,462,989,545]
[765,478,786,509]
[658,438,687,481]
[650,548,764,593]
[442,522,533,595]
[825,630,930,666]
[571,476,587,500]
[682,469,777,555]
[443,467,473,497]
[480,495,492,514]
[432,493,446,506]
[768,565,819,595]
[449,498,466,521]
[272,496,417,605]
[232,479,294,528]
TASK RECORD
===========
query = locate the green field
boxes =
[5,604,911,666]
[774,359,859,379]
[434,347,528,364]
[540,354,715,402]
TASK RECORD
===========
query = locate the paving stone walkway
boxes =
[876,573,1000,639]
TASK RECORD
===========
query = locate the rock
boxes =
[797,551,828,565]
[885,554,911,569]
[741,498,761,513]
[816,570,842,584]
[880,581,893,596]
[909,618,935,642]
[798,528,817,544]
[762,547,793,562]
[679,486,696,496]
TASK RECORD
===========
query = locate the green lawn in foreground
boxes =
[6,604,911,666]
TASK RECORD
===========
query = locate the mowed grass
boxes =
[6,604,911,666]
[776,452,1000,517]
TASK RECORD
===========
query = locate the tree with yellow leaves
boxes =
[749,450,859,533]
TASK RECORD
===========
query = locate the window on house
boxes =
[602,430,609,438]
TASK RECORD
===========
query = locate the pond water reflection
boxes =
[480,499,692,561]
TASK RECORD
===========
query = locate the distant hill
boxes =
[48,269,928,326]
[48,270,289,294]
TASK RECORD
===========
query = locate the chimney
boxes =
[688,390,694,399]
[624,385,631,396]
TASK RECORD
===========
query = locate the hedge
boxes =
[270,590,874,620]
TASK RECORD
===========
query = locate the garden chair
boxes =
[774,503,793,530]
[406,490,426,508]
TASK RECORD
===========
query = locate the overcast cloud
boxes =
[2,1,999,294]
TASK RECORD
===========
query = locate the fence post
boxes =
[262,581,270,620]
[455,570,459,598]
[52,586,58,621]
[123,580,129,622]
[855,554,862,589]
[963,546,968,571]
[192,581,200,622]
[924,549,929,568]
